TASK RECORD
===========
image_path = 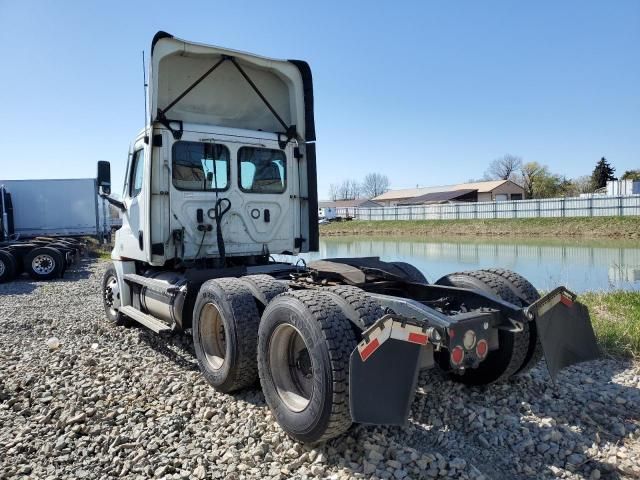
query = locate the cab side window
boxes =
[130,149,144,198]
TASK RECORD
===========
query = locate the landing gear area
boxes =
[102,258,600,444]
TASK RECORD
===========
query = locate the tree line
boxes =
[328,173,390,201]
[326,157,638,201]
[483,155,639,199]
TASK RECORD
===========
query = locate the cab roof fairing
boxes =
[148,32,315,143]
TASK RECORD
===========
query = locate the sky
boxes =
[0,1,638,199]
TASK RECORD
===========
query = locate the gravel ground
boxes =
[1,259,639,479]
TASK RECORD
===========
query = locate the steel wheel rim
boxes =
[0,260,5,276]
[32,254,55,275]
[269,324,313,412]
[104,274,120,316]
[200,303,227,370]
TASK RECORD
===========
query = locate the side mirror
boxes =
[97,161,111,195]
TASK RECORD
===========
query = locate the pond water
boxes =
[296,236,640,293]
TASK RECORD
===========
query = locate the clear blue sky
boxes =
[1,1,638,198]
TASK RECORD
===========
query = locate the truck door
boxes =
[117,141,148,261]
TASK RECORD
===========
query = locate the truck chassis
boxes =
[102,256,600,443]
[0,237,84,283]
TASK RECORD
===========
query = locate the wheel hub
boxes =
[0,260,5,276]
[104,275,121,315]
[200,303,227,370]
[32,254,55,275]
[269,324,314,412]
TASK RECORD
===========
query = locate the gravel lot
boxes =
[1,259,639,479]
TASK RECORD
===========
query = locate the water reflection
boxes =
[300,236,640,293]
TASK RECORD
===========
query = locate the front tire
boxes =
[192,278,261,393]
[102,266,128,326]
[258,290,357,443]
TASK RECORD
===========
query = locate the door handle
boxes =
[138,231,143,250]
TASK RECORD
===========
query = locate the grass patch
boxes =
[579,291,640,357]
[321,216,640,239]
[81,236,113,260]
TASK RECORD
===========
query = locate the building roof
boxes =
[318,198,381,209]
[373,180,513,201]
[399,189,477,205]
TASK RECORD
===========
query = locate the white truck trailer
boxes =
[97,32,600,443]
[0,178,111,282]
[0,178,111,240]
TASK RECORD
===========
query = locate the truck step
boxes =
[123,273,179,296]
[119,306,172,333]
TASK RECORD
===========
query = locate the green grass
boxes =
[579,291,640,357]
[321,216,640,239]
[81,236,113,260]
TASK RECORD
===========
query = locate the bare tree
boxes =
[361,173,390,199]
[485,154,523,181]
[337,179,360,200]
[518,162,546,198]
[328,184,339,201]
[572,175,595,194]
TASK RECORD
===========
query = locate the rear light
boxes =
[463,330,476,350]
[476,339,488,359]
[451,346,464,366]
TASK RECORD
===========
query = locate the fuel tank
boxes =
[139,271,187,328]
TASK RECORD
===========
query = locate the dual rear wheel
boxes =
[191,277,377,443]
[191,268,540,442]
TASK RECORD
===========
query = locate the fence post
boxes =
[395,206,398,220]
[537,199,541,218]
[561,198,565,217]
[493,201,497,219]
[589,196,593,217]
[619,196,624,216]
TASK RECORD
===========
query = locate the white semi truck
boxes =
[98,32,600,443]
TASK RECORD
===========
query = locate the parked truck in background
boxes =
[0,178,115,282]
[97,32,600,443]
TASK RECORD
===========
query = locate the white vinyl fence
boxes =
[336,195,640,221]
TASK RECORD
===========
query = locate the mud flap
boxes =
[531,288,601,381]
[349,338,422,425]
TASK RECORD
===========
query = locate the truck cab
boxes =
[107,32,318,270]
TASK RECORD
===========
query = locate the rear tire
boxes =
[435,270,530,385]
[482,268,543,375]
[24,247,64,280]
[323,285,386,331]
[192,278,261,392]
[390,261,428,283]
[258,290,356,443]
[239,274,288,309]
[0,250,17,283]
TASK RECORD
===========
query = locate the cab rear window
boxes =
[172,142,230,191]
[238,147,286,193]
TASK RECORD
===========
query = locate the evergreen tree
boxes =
[590,157,615,189]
